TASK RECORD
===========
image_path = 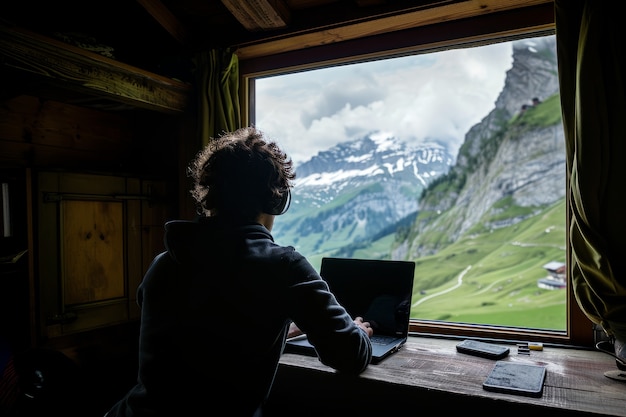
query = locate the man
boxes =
[105,127,373,417]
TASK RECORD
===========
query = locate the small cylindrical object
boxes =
[528,342,543,351]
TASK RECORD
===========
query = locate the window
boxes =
[242,21,591,347]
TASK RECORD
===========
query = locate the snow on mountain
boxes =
[272,131,454,254]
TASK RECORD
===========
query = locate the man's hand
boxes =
[354,316,374,337]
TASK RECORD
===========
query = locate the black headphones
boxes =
[264,189,291,215]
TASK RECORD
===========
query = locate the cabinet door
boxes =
[60,199,125,305]
[37,172,172,339]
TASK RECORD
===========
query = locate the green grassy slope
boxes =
[409,198,566,330]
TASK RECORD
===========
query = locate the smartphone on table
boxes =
[456,339,510,359]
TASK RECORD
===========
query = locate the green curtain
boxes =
[193,48,242,147]
[555,0,626,341]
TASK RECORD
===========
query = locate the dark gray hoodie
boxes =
[105,217,372,417]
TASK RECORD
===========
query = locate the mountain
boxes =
[273,35,563,265]
[272,132,454,257]
[395,35,563,260]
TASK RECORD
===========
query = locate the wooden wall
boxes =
[0,94,181,176]
[0,94,184,401]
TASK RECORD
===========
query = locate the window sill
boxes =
[270,336,625,416]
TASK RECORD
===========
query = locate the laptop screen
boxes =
[320,257,416,338]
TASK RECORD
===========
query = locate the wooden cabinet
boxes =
[36,171,174,339]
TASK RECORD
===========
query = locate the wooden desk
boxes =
[266,336,626,416]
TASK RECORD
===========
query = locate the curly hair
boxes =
[188,127,296,221]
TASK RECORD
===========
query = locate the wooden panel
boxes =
[0,95,179,176]
[61,200,125,305]
[0,95,135,170]
[38,173,130,338]
[126,178,143,322]
[47,303,130,339]
[38,172,62,337]
[0,96,134,149]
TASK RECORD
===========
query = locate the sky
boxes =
[254,41,514,167]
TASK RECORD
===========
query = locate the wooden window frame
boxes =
[239,5,594,348]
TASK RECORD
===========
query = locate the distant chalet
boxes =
[538,261,566,290]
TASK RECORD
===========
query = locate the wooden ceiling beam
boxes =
[221,0,291,31]
[135,0,192,45]
[0,24,191,114]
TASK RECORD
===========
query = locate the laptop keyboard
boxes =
[370,335,395,346]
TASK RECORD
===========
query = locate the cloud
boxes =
[301,81,385,129]
[255,41,513,166]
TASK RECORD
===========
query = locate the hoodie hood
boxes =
[163,218,274,265]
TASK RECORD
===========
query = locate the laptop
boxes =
[285,257,416,364]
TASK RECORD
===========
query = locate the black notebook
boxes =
[285,257,416,363]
